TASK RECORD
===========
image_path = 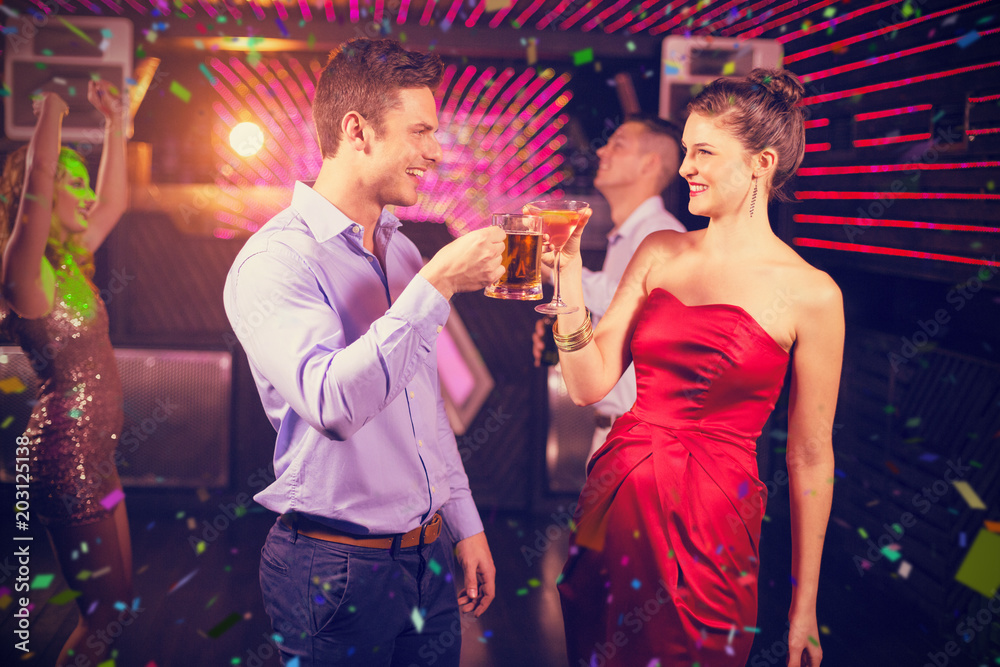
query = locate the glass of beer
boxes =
[485,213,544,301]
[523,199,589,315]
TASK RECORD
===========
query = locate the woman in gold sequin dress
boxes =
[1,83,131,666]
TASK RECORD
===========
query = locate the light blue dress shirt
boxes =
[223,182,483,540]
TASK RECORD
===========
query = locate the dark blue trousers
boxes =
[259,517,463,666]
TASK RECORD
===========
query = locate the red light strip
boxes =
[444,0,464,25]
[198,0,217,18]
[796,191,1000,201]
[688,0,750,35]
[374,0,383,22]
[650,0,739,36]
[793,238,1000,268]
[968,127,1000,136]
[419,0,435,26]
[488,0,516,28]
[853,133,932,148]
[396,0,410,23]
[537,0,575,29]
[559,0,600,30]
[779,0,898,44]
[802,61,1000,106]
[804,118,829,129]
[784,0,991,65]
[970,94,1000,103]
[465,0,487,27]
[805,143,831,152]
[855,105,933,122]
[350,0,359,23]
[298,0,311,21]
[248,1,264,20]
[798,161,1000,176]
[793,214,1000,234]
[514,0,548,27]
[725,0,837,38]
[801,28,1000,83]
[324,0,335,21]
[274,1,287,19]
[604,0,660,33]
[584,0,629,31]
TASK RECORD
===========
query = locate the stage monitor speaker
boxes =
[4,16,132,142]
[0,347,232,489]
[658,36,783,123]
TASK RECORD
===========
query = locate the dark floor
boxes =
[0,492,992,666]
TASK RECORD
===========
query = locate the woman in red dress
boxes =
[553,69,842,667]
[1,84,131,665]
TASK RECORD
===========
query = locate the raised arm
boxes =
[1,93,67,318]
[553,222,667,406]
[80,79,129,253]
[785,273,844,667]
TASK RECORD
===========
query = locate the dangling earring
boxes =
[749,175,758,218]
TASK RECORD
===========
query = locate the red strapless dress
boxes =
[558,288,791,667]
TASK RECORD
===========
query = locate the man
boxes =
[223,38,504,664]
[536,116,686,466]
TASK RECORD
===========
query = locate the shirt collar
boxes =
[290,181,402,244]
[608,196,667,243]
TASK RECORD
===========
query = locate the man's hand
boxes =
[454,531,495,617]
[532,316,553,367]
[420,226,505,300]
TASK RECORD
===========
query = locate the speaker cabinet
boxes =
[4,16,132,142]
[0,347,231,488]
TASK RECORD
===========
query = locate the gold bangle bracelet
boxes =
[553,309,593,352]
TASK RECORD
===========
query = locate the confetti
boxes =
[49,589,82,605]
[984,521,1000,534]
[572,48,594,66]
[205,612,242,638]
[427,558,442,576]
[100,488,125,510]
[957,31,981,48]
[58,17,95,45]
[168,569,199,594]
[898,560,913,578]
[1,416,14,429]
[0,376,27,394]
[953,481,986,509]
[275,16,289,37]
[410,607,425,633]
[879,545,902,562]
[955,529,1000,597]
[170,81,191,103]
[32,574,55,589]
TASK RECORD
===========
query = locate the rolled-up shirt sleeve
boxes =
[227,242,450,441]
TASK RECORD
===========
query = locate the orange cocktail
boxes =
[523,199,589,315]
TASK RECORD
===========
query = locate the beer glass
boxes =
[485,213,544,301]
[523,200,589,315]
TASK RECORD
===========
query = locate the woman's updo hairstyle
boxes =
[686,68,806,202]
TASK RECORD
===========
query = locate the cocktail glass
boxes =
[523,199,589,315]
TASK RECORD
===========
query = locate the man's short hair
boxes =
[626,114,683,190]
[313,38,444,158]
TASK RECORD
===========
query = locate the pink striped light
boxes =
[804,118,829,129]
[801,62,1000,106]
[798,161,1000,176]
[796,191,1000,201]
[855,105,933,122]
[793,214,1000,234]
[793,238,1000,268]
[853,133,932,148]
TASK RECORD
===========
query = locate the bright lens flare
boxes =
[229,122,264,157]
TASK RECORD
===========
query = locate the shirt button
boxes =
[418,440,423,447]
[436,325,443,333]
[431,486,436,492]
[367,256,374,262]
[409,391,415,398]
[352,225,361,234]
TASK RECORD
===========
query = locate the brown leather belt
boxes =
[594,412,620,429]
[280,512,442,549]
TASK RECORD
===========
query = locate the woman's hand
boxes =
[787,610,822,667]
[32,92,69,119]
[537,206,592,274]
[88,79,124,120]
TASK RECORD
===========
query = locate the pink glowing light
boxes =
[793,238,1000,268]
